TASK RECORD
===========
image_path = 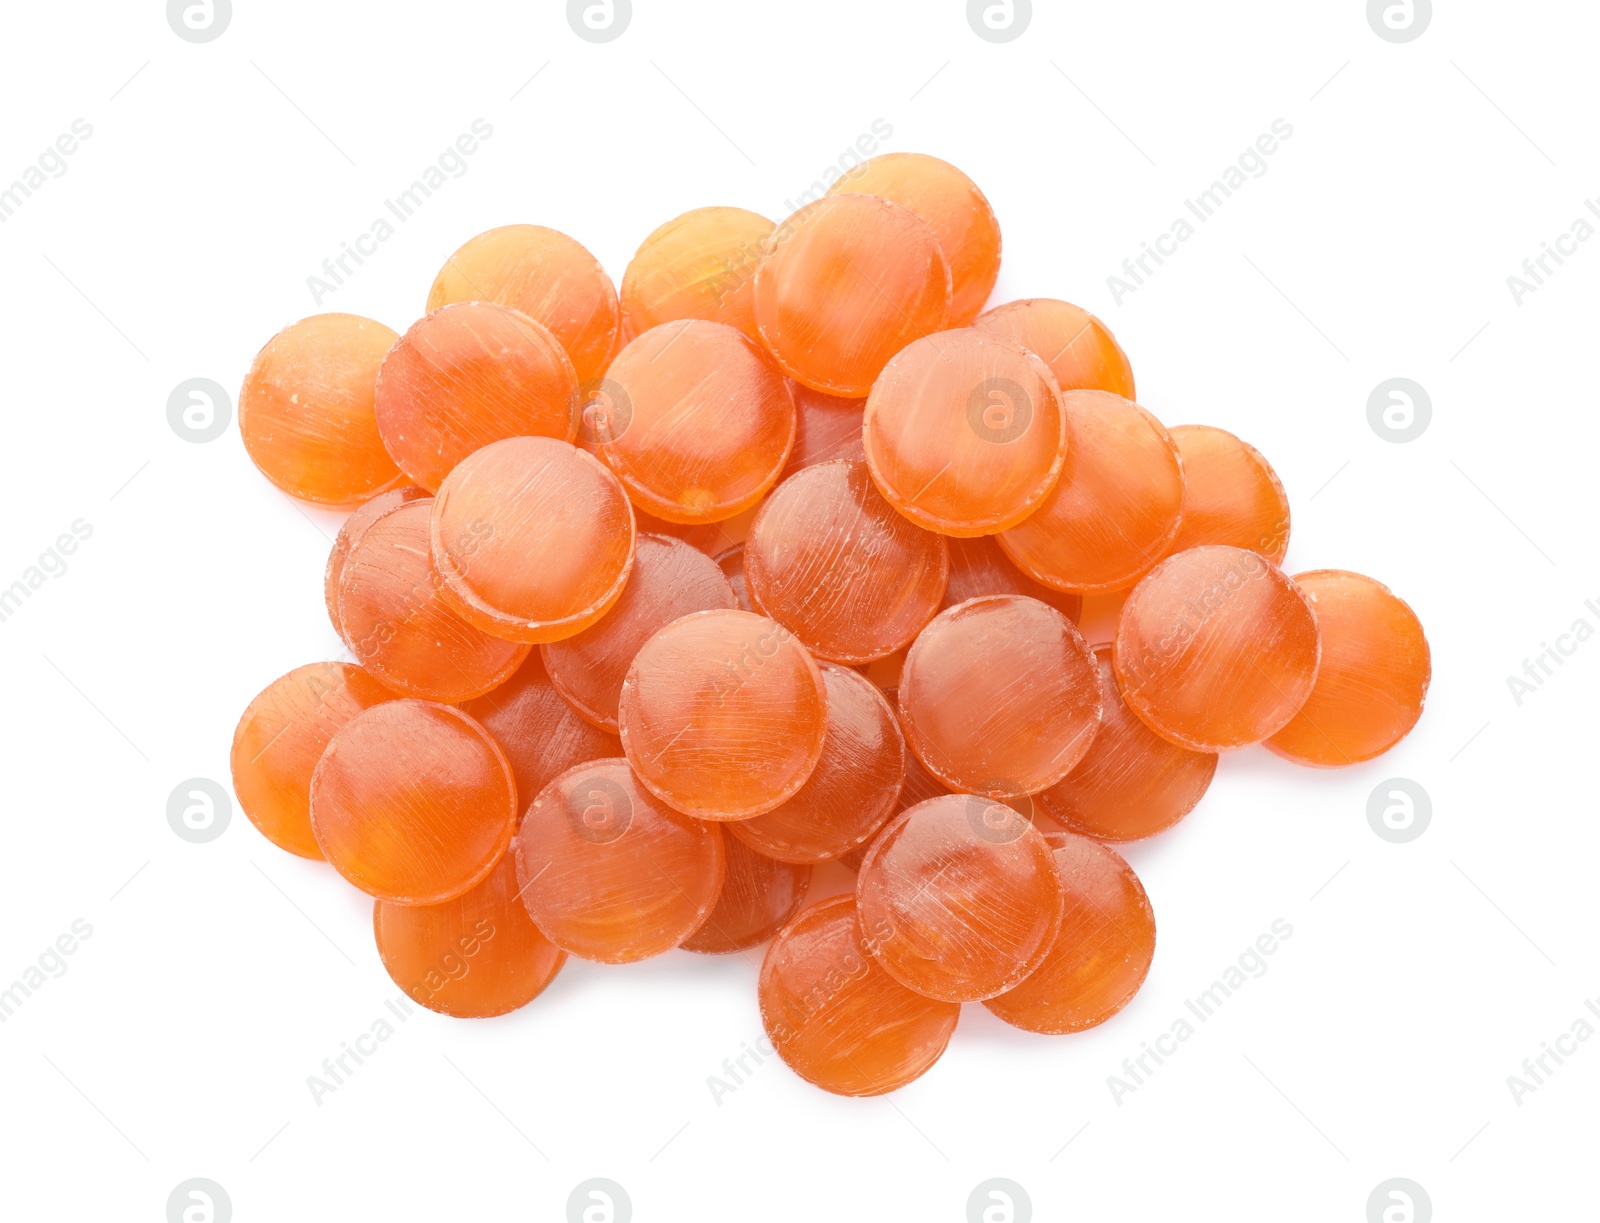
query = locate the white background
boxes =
[0,2,1594,1220]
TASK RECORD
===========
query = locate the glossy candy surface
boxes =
[336,499,529,702]
[621,206,773,341]
[431,436,635,643]
[999,390,1184,595]
[1115,545,1320,751]
[618,609,828,819]
[1166,424,1290,563]
[323,485,429,633]
[373,852,566,1018]
[682,837,811,954]
[864,328,1066,536]
[857,795,1066,1002]
[714,544,751,611]
[231,662,395,859]
[543,533,738,731]
[374,302,578,492]
[975,298,1135,399]
[1040,647,1217,842]
[754,193,951,396]
[760,895,960,1096]
[1267,570,1430,765]
[239,314,403,506]
[515,759,724,962]
[427,224,619,382]
[899,596,1102,798]
[983,832,1156,1033]
[460,652,620,812]
[595,320,795,524]
[941,535,1082,623]
[310,701,516,904]
[831,152,1001,325]
[730,664,906,863]
[783,384,867,476]
[744,459,948,663]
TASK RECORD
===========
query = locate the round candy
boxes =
[899,595,1102,798]
[760,895,959,1096]
[620,206,773,341]
[983,832,1156,1034]
[999,390,1184,594]
[942,534,1082,624]
[427,224,619,383]
[542,533,738,732]
[856,794,1065,1002]
[1039,647,1217,842]
[1115,545,1321,751]
[373,302,578,492]
[373,851,566,1018]
[239,314,403,506]
[975,298,1135,399]
[682,837,811,954]
[863,328,1066,536]
[515,759,724,963]
[754,193,951,397]
[1166,424,1290,563]
[431,436,636,644]
[714,544,751,611]
[460,652,620,813]
[231,662,394,859]
[832,152,1001,326]
[594,319,795,524]
[744,459,948,663]
[618,609,828,820]
[784,383,866,477]
[323,485,429,633]
[336,498,529,702]
[310,701,516,904]
[729,664,906,863]
[1267,570,1430,766]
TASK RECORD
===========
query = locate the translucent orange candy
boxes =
[984,831,1156,1034]
[1115,545,1320,751]
[231,662,394,859]
[373,302,578,492]
[515,759,724,963]
[542,533,737,731]
[999,390,1184,594]
[714,544,751,611]
[1166,424,1290,563]
[832,152,1001,325]
[744,459,948,663]
[323,485,429,633]
[942,535,1082,623]
[311,701,516,904]
[1039,646,1217,842]
[857,794,1065,1002]
[899,595,1102,798]
[753,193,951,396]
[373,851,565,1018]
[427,224,619,383]
[620,206,773,341]
[729,663,906,863]
[431,436,635,643]
[336,498,529,702]
[760,895,959,1096]
[633,507,730,557]
[784,383,866,477]
[460,652,619,813]
[239,314,403,506]
[975,298,1135,399]
[682,837,811,954]
[618,609,828,819]
[1267,570,1431,766]
[864,328,1066,536]
[594,319,795,524]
